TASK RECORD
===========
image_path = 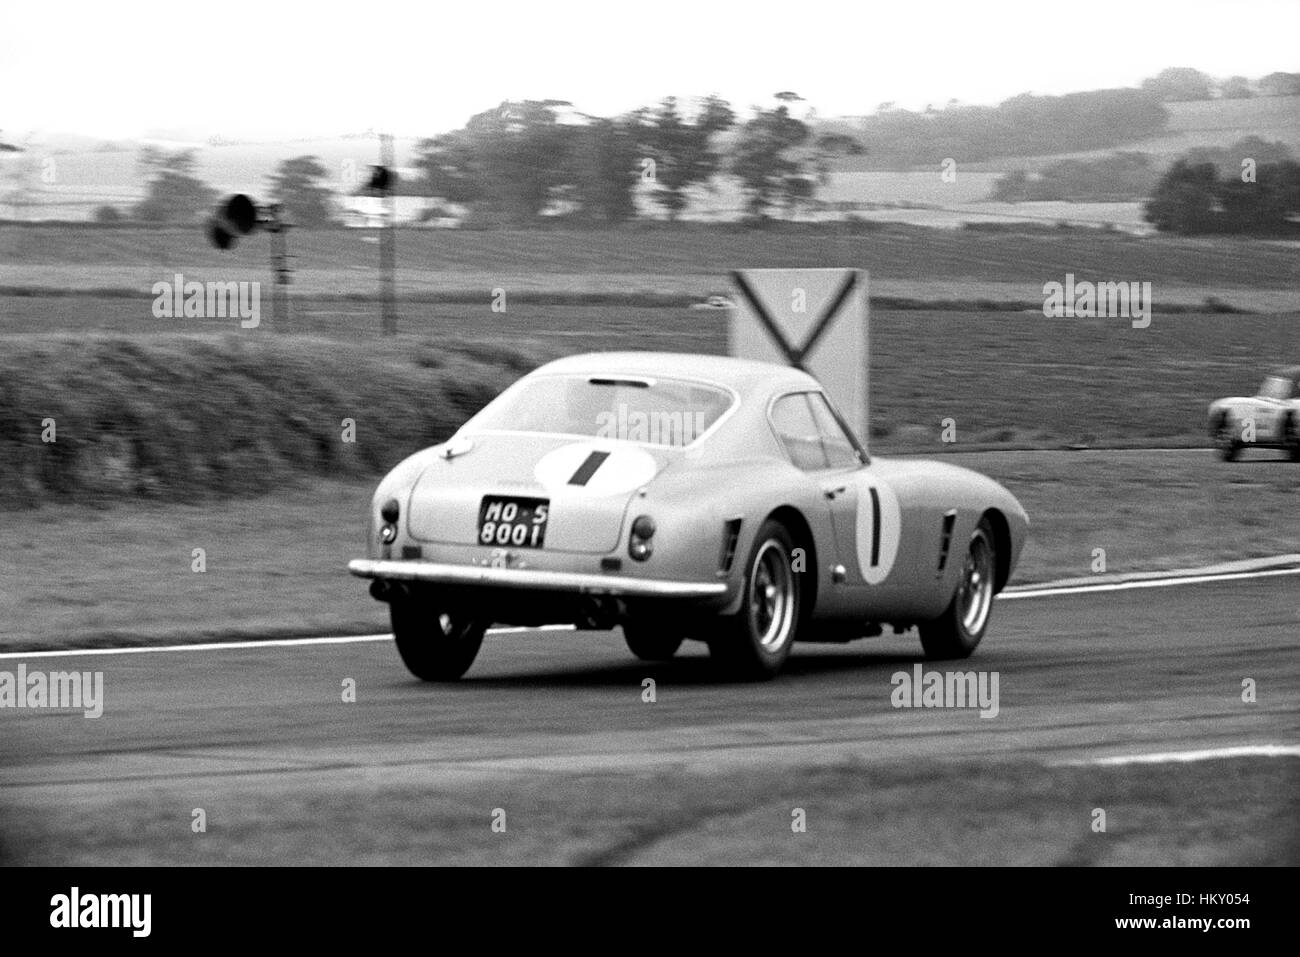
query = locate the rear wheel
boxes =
[623,625,683,662]
[708,520,800,679]
[390,600,486,681]
[1214,415,1241,462]
[1285,414,1300,462]
[920,518,996,660]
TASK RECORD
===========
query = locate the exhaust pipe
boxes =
[576,596,622,630]
[369,579,409,603]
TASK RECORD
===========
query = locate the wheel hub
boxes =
[750,541,795,650]
[958,532,994,636]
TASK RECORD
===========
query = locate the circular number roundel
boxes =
[533,442,658,496]
[854,477,902,585]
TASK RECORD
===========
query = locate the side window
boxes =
[770,394,829,471]
[1259,376,1294,401]
[807,393,862,468]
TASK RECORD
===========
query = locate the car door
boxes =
[768,392,862,617]
[1288,376,1300,438]
[1253,376,1290,442]
[803,393,903,591]
[769,390,908,618]
[1273,376,1300,441]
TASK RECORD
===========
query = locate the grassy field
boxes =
[3,224,1298,293]
[3,754,1293,865]
[2,450,1296,652]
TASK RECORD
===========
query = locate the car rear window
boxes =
[467,375,734,447]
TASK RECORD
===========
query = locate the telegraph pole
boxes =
[206,194,291,330]
[265,203,290,330]
[379,133,397,335]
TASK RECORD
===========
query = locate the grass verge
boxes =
[2,756,1293,865]
[1,450,1296,651]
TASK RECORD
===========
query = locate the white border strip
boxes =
[0,634,391,659]
[1056,744,1300,766]
[2,560,1297,660]
[0,625,577,660]
[1006,553,1300,593]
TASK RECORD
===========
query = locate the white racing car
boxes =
[1209,366,1300,461]
[349,352,1029,680]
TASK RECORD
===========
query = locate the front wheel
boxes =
[1214,415,1241,462]
[390,600,487,681]
[920,518,997,660]
[708,519,801,679]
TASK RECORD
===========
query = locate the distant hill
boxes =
[957,95,1300,173]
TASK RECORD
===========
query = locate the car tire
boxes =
[390,599,486,681]
[1285,414,1300,463]
[919,517,997,660]
[1214,414,1241,462]
[708,519,800,679]
[622,625,684,661]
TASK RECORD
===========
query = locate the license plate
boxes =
[478,495,549,549]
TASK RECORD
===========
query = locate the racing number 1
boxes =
[867,487,881,567]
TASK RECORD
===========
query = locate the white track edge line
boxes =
[1000,565,1300,600]
[1,563,1296,660]
[1053,744,1300,766]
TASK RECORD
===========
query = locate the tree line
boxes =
[124,87,1169,225]
[986,135,1300,234]
[102,71,1300,231]
[1144,156,1300,236]
[113,93,861,228]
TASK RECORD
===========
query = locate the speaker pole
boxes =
[266,204,290,331]
[379,132,397,336]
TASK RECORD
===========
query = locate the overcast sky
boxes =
[3,0,1296,140]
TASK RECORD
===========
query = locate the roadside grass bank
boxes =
[0,333,531,509]
[2,303,1295,508]
[2,451,1295,651]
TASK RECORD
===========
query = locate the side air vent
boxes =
[718,518,743,574]
[936,510,957,575]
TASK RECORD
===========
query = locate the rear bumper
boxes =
[347,558,728,599]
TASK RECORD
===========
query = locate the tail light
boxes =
[629,515,656,561]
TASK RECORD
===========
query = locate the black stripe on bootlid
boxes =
[568,450,611,486]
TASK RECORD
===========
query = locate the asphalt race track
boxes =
[2,574,1296,806]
